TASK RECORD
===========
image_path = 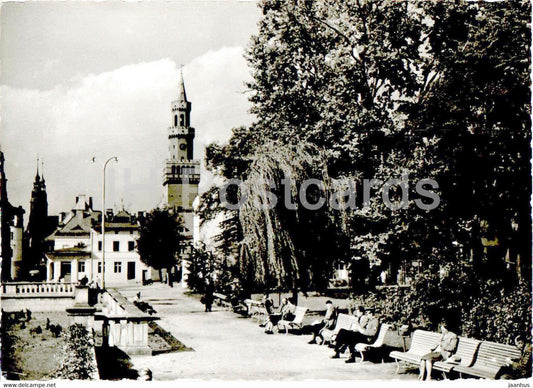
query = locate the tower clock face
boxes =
[179,143,187,151]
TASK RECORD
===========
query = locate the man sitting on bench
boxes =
[308,300,337,344]
[331,307,380,363]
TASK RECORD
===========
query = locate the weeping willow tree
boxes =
[236,141,350,300]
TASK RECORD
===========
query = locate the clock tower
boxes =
[163,70,200,240]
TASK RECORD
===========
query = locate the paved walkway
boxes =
[117,283,417,381]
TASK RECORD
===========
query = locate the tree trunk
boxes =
[291,288,299,306]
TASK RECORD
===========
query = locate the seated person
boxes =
[331,306,380,363]
[499,334,532,380]
[419,320,458,380]
[308,300,337,344]
[264,298,294,334]
[259,294,274,327]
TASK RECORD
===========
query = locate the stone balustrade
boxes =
[1,282,77,312]
[1,282,76,297]
[99,288,156,355]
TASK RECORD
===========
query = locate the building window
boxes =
[78,261,85,272]
[113,241,120,251]
[98,262,102,273]
[98,241,102,251]
[114,262,122,273]
[174,115,177,127]
[180,114,185,126]
[128,241,135,251]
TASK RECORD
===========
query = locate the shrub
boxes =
[461,281,532,343]
[55,324,97,380]
[352,266,531,343]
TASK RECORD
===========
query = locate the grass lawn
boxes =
[148,321,193,354]
[1,312,70,380]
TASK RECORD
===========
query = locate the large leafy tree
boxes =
[137,209,186,287]
[201,0,530,300]
[242,0,531,282]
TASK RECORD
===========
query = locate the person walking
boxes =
[202,282,215,312]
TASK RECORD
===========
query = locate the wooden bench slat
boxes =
[433,337,481,373]
[446,340,521,379]
[389,330,441,369]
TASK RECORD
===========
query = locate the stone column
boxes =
[66,286,96,328]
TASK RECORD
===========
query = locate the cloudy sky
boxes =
[0,0,260,224]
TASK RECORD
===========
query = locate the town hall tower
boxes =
[162,71,200,239]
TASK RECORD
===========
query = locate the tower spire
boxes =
[35,156,40,182]
[40,157,45,182]
[179,66,188,103]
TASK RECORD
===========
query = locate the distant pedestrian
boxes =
[202,282,214,312]
[79,275,89,286]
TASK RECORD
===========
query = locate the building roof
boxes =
[92,222,139,232]
[46,196,100,240]
[92,209,139,232]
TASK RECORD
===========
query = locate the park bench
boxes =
[244,299,266,319]
[354,323,391,362]
[277,306,309,334]
[321,313,356,346]
[213,292,232,309]
[452,340,522,379]
[432,337,480,376]
[389,329,442,373]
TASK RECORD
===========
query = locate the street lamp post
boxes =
[101,156,118,290]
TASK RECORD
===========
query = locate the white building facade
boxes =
[45,197,151,286]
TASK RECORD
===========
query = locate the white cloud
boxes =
[1,46,253,219]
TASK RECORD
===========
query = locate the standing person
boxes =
[331,307,380,363]
[419,320,458,380]
[500,335,532,380]
[308,300,337,344]
[202,282,214,312]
